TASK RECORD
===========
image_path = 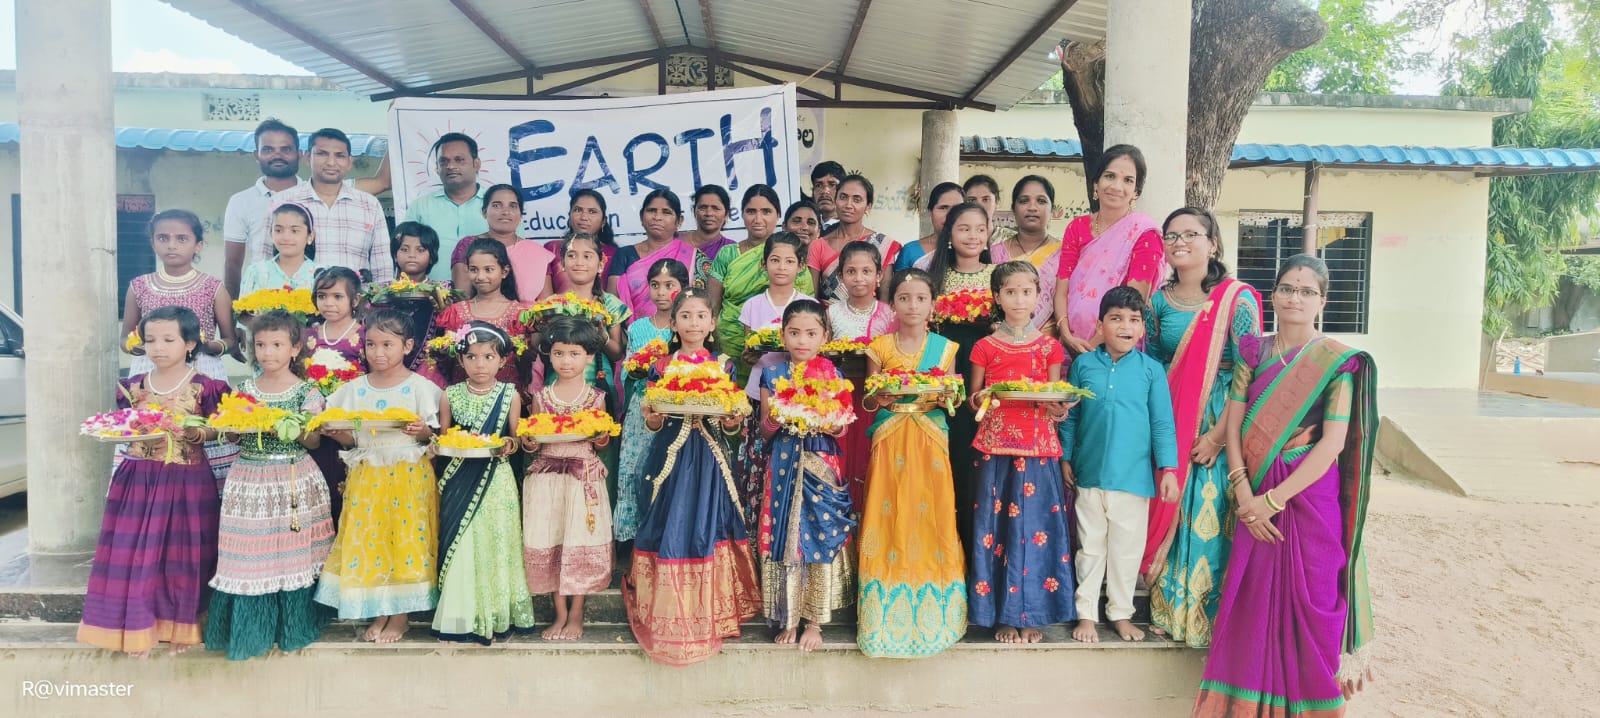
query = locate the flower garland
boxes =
[624,338,670,378]
[516,409,623,438]
[303,348,362,396]
[520,292,615,328]
[769,359,856,437]
[743,326,784,352]
[306,406,420,432]
[932,288,994,325]
[644,351,751,415]
[233,285,318,319]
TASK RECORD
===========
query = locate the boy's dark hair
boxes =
[309,127,352,155]
[248,309,305,369]
[270,203,317,260]
[837,240,881,271]
[1099,285,1148,320]
[810,161,846,184]
[540,315,605,356]
[141,306,202,361]
[458,320,513,357]
[148,209,205,244]
[762,231,808,264]
[392,221,440,275]
[433,132,478,159]
[254,118,299,145]
[364,308,414,342]
[313,266,362,303]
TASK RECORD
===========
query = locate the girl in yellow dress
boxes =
[314,309,444,643]
[855,268,968,657]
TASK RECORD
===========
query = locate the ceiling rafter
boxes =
[961,0,1080,105]
[230,0,404,90]
[447,0,538,75]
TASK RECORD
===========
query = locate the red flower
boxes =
[974,581,990,596]
[305,364,329,381]
[1032,531,1048,546]
[1008,503,1021,518]
[1023,482,1036,497]
[982,533,994,549]
[1044,577,1060,592]
[993,499,1002,514]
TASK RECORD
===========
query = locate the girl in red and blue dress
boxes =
[966,261,1077,643]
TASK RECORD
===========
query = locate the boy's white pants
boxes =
[1074,486,1149,622]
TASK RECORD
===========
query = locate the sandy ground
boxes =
[1352,474,1600,717]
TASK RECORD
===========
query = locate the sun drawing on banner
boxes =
[405,122,498,197]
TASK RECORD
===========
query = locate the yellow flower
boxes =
[233,287,318,317]
[516,409,623,438]
[820,337,867,354]
[744,326,783,350]
[306,406,420,431]
[436,426,503,449]
[123,331,143,353]
[988,379,1095,399]
[644,356,750,415]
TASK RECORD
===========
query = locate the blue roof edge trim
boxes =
[959,135,1600,171]
[0,123,388,158]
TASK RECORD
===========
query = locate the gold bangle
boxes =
[1264,489,1285,512]
[1226,467,1247,482]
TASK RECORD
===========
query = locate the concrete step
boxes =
[0,584,1152,626]
[0,621,1204,717]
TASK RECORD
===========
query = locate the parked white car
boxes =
[0,303,24,498]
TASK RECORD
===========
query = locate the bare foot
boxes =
[541,618,566,641]
[1072,619,1100,643]
[1149,624,1168,636]
[1019,627,1044,643]
[1112,619,1145,642]
[560,617,585,641]
[128,649,151,660]
[169,643,192,656]
[377,614,409,644]
[995,625,1020,643]
[362,617,386,642]
[774,627,797,645]
[798,623,823,652]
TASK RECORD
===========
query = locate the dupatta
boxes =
[620,238,703,320]
[1062,213,1162,341]
[1142,279,1261,579]
[436,384,513,582]
[1239,338,1379,658]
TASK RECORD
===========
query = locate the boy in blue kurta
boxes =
[1060,285,1179,643]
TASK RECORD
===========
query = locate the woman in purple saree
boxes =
[606,188,711,323]
[1195,254,1376,717]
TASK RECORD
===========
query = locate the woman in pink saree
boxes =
[606,188,711,322]
[1052,144,1167,354]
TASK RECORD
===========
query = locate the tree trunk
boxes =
[1054,2,1323,209]
[1186,0,1325,207]
[1058,39,1106,207]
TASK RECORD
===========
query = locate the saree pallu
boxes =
[760,433,856,630]
[1059,213,1164,343]
[618,238,709,323]
[1194,338,1377,718]
[714,243,817,385]
[988,240,1062,334]
[625,416,761,666]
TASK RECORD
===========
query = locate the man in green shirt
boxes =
[404,132,489,281]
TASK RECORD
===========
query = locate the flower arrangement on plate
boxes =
[932,288,994,326]
[303,348,362,396]
[306,406,420,432]
[233,286,318,319]
[363,276,461,308]
[743,326,785,353]
[433,426,510,457]
[624,338,670,379]
[986,379,1096,401]
[516,409,623,443]
[864,368,966,414]
[769,359,856,437]
[520,292,615,328]
[644,351,751,416]
[80,406,204,443]
[209,392,311,449]
[819,337,868,355]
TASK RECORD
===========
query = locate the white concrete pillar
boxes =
[1103,0,1191,216]
[18,0,118,561]
[919,110,960,236]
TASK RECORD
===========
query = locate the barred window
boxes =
[1237,211,1372,334]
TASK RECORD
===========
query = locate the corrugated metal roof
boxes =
[0,123,388,157]
[959,136,1600,174]
[157,0,1108,110]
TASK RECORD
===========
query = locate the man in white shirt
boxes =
[269,128,394,284]
[224,119,305,298]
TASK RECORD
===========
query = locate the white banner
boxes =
[387,85,801,243]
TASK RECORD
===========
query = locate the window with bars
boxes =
[1236,210,1372,334]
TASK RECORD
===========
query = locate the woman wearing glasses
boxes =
[1193,254,1377,716]
[1142,208,1261,649]
[1053,144,1167,355]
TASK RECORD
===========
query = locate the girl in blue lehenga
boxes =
[615,258,687,547]
[755,300,856,651]
[623,288,760,666]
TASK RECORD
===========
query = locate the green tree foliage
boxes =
[1443,0,1600,333]
[1266,0,1413,93]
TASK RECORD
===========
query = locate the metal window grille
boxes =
[1237,210,1372,334]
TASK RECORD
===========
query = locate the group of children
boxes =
[80,194,1185,668]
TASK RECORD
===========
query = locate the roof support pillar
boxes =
[1302,162,1322,255]
[1103,0,1189,216]
[16,0,118,570]
[920,110,960,236]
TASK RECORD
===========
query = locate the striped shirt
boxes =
[270,182,393,284]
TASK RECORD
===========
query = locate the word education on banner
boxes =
[387,84,802,243]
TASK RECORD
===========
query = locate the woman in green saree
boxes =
[707,184,815,383]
